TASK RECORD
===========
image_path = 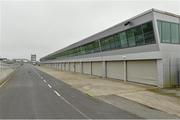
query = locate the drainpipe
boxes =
[123,56,127,82]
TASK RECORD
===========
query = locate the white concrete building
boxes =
[40,9,180,88]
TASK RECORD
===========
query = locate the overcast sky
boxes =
[0,0,180,60]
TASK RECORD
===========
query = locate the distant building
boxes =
[31,54,36,64]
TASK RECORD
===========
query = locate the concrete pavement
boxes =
[0,64,139,119]
[36,66,180,119]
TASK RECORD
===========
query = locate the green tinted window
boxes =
[113,34,121,48]
[142,22,155,44]
[108,36,116,49]
[158,20,180,44]
[162,22,171,43]
[134,26,144,45]
[171,23,179,44]
[127,29,136,47]
[119,32,128,48]
[100,38,110,51]
[92,41,100,52]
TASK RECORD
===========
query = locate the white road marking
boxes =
[33,67,90,119]
[53,90,90,119]
[48,84,52,88]
[0,80,8,88]
[43,80,47,83]
[54,90,60,96]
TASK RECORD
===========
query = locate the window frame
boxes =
[157,20,180,44]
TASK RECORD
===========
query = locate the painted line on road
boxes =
[33,67,90,119]
[48,84,52,88]
[0,80,9,88]
[53,89,90,119]
[54,90,60,96]
[33,68,45,81]
[43,80,47,83]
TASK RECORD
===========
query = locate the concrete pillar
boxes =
[102,61,106,78]
[90,61,92,76]
[68,62,70,72]
[60,63,62,71]
[57,63,59,70]
[123,60,127,82]
[74,62,76,72]
[157,59,164,88]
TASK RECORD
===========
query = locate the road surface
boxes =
[0,64,139,119]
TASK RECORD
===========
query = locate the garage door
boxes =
[75,62,81,73]
[59,63,61,70]
[92,62,102,77]
[56,64,58,69]
[107,61,124,80]
[127,60,157,85]
[83,62,91,75]
[61,63,64,70]
[70,63,75,72]
[65,63,69,71]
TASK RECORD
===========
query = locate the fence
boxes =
[0,61,20,73]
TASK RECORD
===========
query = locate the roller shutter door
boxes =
[65,63,69,71]
[107,61,124,80]
[59,63,62,70]
[83,62,91,75]
[70,63,75,72]
[127,60,157,85]
[92,62,102,77]
[75,62,81,73]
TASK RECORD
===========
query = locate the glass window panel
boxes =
[127,29,136,47]
[134,26,144,46]
[119,32,128,48]
[113,34,121,48]
[142,22,153,33]
[100,38,110,51]
[171,23,179,44]
[135,35,144,46]
[142,22,155,44]
[161,22,171,43]
[108,36,116,49]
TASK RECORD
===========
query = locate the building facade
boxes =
[40,9,180,88]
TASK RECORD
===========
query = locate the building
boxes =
[31,54,36,64]
[40,9,180,88]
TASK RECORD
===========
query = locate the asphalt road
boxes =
[0,64,139,119]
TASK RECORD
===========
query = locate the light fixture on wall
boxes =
[124,21,131,26]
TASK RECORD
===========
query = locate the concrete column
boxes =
[60,63,62,71]
[90,61,92,76]
[68,62,70,72]
[123,60,127,82]
[157,59,164,88]
[73,62,75,72]
[80,62,83,73]
[57,63,59,70]
[102,61,107,78]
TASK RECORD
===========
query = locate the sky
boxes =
[0,0,180,60]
